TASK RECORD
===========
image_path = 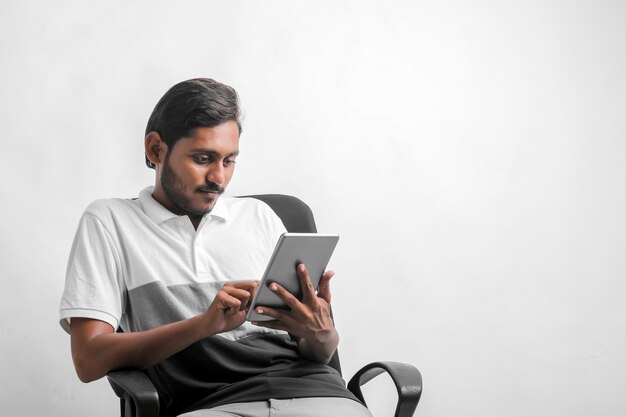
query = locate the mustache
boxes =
[196,182,225,194]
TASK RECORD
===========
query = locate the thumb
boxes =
[317,270,335,303]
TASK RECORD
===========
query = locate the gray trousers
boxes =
[178,397,373,417]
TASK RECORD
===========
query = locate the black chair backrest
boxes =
[245,194,318,233]
[244,194,342,376]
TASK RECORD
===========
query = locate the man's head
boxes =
[144,78,242,223]
[144,78,242,169]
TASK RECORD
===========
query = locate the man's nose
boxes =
[206,163,225,185]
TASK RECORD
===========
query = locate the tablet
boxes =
[247,233,340,322]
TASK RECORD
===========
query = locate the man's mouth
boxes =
[197,184,224,195]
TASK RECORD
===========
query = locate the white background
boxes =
[1,1,625,416]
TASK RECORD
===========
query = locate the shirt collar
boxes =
[138,186,230,225]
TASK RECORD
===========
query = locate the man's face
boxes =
[153,120,240,220]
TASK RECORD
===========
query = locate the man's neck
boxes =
[190,216,202,230]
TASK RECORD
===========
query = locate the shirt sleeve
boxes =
[59,211,125,334]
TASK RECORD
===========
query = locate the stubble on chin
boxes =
[161,163,210,217]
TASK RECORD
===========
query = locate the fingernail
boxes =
[256,308,263,314]
[270,283,278,291]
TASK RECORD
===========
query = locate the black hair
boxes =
[144,78,242,168]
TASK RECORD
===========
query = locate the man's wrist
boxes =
[298,329,339,363]
[195,313,219,340]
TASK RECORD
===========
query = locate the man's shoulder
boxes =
[83,196,142,222]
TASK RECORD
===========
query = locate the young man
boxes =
[59,78,372,417]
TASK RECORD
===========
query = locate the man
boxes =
[60,78,372,417]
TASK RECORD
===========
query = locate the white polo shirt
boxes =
[59,186,287,341]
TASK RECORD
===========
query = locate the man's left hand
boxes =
[252,263,339,363]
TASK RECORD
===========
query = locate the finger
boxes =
[296,263,316,303]
[317,270,335,304]
[220,287,253,311]
[251,306,299,334]
[215,291,243,313]
[223,280,259,293]
[266,281,303,312]
[221,286,253,300]
[231,280,259,302]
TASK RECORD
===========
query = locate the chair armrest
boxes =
[107,370,160,417]
[347,361,422,417]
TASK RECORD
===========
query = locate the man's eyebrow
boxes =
[190,149,240,157]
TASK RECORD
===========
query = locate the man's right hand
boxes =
[203,280,258,334]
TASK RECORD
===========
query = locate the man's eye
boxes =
[193,156,210,164]
[224,159,236,167]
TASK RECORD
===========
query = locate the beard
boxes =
[160,155,224,218]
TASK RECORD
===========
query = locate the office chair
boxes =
[107,194,422,417]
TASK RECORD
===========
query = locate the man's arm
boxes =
[252,264,339,364]
[70,281,257,382]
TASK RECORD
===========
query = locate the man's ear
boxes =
[145,131,167,167]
